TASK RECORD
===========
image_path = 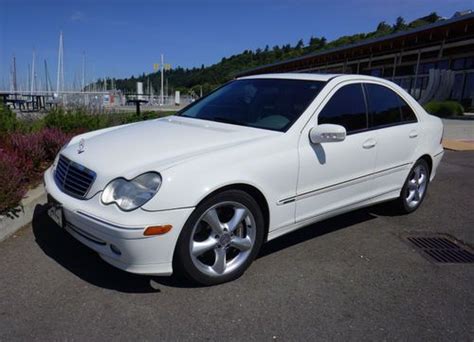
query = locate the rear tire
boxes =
[174,190,264,286]
[393,159,430,214]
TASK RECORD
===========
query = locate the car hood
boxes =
[61,116,275,187]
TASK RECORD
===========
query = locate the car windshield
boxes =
[178,78,326,132]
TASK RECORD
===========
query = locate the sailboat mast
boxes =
[31,49,36,94]
[56,31,64,93]
[82,51,85,92]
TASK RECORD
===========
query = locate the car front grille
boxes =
[54,154,96,199]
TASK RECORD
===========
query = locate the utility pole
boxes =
[160,53,164,105]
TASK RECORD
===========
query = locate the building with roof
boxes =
[237,11,474,109]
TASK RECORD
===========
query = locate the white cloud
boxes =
[70,11,85,22]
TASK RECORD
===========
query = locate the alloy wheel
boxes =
[189,201,256,277]
[405,164,428,208]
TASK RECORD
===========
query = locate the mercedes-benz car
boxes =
[44,73,444,285]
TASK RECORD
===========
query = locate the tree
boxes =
[393,16,407,31]
[319,37,327,48]
[376,21,391,32]
[422,12,440,23]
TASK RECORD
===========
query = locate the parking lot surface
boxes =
[0,151,473,341]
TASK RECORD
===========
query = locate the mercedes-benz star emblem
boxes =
[78,139,85,154]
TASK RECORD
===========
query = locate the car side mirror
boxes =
[309,124,346,144]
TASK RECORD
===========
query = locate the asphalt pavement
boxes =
[0,151,473,341]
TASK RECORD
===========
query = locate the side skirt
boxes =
[267,189,400,242]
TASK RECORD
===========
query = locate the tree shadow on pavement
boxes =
[32,203,380,291]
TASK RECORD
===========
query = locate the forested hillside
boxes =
[108,12,441,96]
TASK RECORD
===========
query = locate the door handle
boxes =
[362,138,376,149]
[409,130,418,138]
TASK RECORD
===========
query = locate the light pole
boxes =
[160,54,164,105]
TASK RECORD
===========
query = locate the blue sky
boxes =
[1,0,472,89]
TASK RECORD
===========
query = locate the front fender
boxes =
[142,135,299,232]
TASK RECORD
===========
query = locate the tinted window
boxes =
[318,84,367,133]
[365,84,402,127]
[179,79,326,132]
[398,97,417,122]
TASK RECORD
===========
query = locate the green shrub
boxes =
[42,108,175,133]
[120,111,174,124]
[43,107,109,133]
[0,103,19,133]
[423,101,464,118]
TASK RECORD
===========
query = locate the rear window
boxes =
[399,97,418,123]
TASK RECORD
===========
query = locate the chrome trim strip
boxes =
[291,188,399,226]
[434,150,444,158]
[277,162,411,205]
[141,205,195,213]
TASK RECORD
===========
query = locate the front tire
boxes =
[174,190,264,285]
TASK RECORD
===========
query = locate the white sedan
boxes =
[44,73,444,285]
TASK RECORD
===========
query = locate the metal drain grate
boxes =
[406,234,474,264]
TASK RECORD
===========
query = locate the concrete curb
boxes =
[0,185,47,242]
[444,116,474,121]
[442,139,474,151]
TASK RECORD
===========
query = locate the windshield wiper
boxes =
[212,117,244,126]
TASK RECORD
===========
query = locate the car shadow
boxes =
[33,203,381,291]
[32,204,162,293]
[258,208,377,258]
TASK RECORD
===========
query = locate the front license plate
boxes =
[48,203,63,228]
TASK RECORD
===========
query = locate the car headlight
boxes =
[101,172,162,211]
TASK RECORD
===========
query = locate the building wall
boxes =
[239,14,474,109]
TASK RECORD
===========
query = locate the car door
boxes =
[363,83,420,196]
[295,82,377,223]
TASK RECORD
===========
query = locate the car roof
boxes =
[237,73,340,82]
[236,72,389,83]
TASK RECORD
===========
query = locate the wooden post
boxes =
[136,101,140,116]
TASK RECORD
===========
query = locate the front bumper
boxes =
[44,167,194,275]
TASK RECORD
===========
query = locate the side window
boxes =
[318,84,367,133]
[398,97,418,123]
[365,83,418,127]
[365,84,402,127]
